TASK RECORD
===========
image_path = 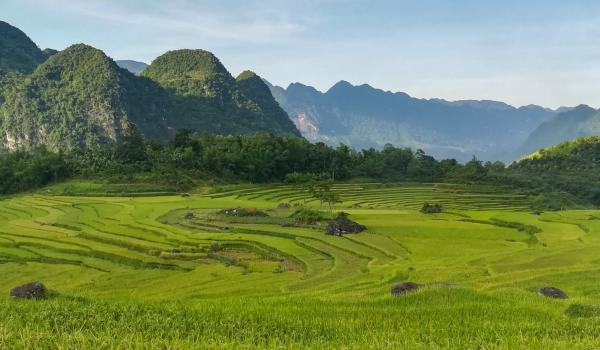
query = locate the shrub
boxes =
[421,203,443,214]
[289,208,328,225]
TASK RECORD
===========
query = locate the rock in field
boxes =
[391,282,421,296]
[277,203,291,209]
[538,286,568,299]
[325,212,366,236]
[10,281,47,299]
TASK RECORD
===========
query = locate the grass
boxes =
[1,181,600,348]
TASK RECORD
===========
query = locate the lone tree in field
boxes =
[310,179,342,213]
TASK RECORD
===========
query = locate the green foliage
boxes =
[141,50,299,137]
[531,192,579,211]
[507,136,600,209]
[289,207,329,224]
[0,147,71,194]
[0,44,172,150]
[0,21,45,74]
[0,32,300,152]
[420,203,443,214]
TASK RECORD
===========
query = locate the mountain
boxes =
[0,21,46,74]
[236,71,300,137]
[269,81,559,161]
[116,60,148,75]
[0,22,300,151]
[516,105,600,157]
[142,50,299,137]
[0,44,172,150]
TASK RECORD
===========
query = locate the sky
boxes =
[3,0,600,109]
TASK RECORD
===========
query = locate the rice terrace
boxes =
[1,181,600,349]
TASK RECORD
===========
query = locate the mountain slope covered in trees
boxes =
[516,105,600,156]
[508,136,600,208]
[0,22,300,151]
[268,80,560,162]
[0,44,172,150]
[0,20,47,74]
[142,50,299,137]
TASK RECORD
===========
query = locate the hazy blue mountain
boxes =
[516,105,600,157]
[269,81,559,161]
[116,60,149,75]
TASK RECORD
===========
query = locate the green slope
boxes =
[517,105,600,156]
[0,20,45,74]
[0,23,300,151]
[0,44,172,150]
[143,50,299,137]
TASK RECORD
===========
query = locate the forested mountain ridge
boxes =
[268,80,560,162]
[142,50,300,137]
[0,20,46,74]
[507,136,600,208]
[516,105,600,156]
[0,44,173,150]
[0,22,300,151]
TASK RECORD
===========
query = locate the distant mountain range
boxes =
[0,21,299,151]
[115,60,148,75]
[267,80,579,162]
[2,19,598,160]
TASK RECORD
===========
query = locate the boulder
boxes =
[10,281,47,299]
[391,282,421,296]
[538,286,568,299]
[277,203,291,209]
[325,213,366,236]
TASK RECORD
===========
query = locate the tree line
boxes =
[5,130,596,211]
[0,130,509,195]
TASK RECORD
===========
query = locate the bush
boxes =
[531,192,578,211]
[289,208,328,225]
[421,203,443,214]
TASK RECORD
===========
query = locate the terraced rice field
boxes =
[1,182,600,349]
[209,182,532,211]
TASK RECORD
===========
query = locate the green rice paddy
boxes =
[1,182,600,349]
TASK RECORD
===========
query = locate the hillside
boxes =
[516,136,600,173]
[268,81,558,161]
[236,70,300,136]
[143,50,299,136]
[508,136,600,207]
[0,20,46,74]
[516,105,600,156]
[0,44,172,150]
[0,22,300,150]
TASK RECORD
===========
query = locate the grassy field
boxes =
[1,182,600,349]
